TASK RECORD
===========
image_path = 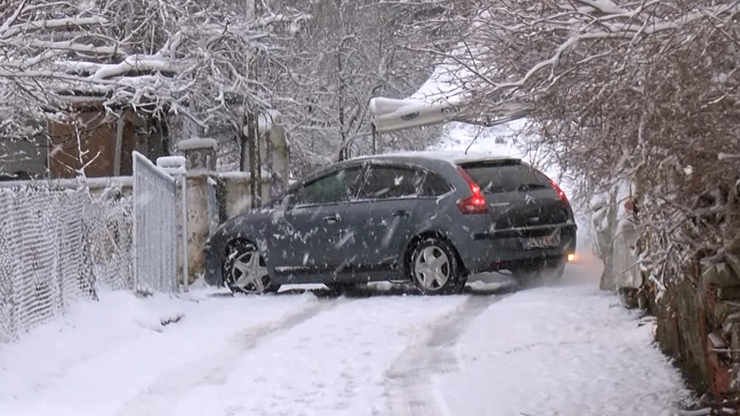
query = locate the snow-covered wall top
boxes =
[177,138,219,151]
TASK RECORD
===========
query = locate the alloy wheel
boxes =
[413,245,451,291]
[229,248,271,294]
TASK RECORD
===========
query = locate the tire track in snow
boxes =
[115,297,349,416]
[384,294,509,416]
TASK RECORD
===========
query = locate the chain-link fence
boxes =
[0,187,89,342]
[0,154,184,342]
[0,184,136,343]
[85,192,134,291]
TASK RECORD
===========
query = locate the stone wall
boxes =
[592,187,733,407]
[646,252,740,409]
[216,172,272,222]
[651,264,709,393]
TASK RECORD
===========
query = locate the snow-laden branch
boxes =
[401,0,740,281]
[2,39,121,56]
[0,0,313,133]
[0,0,27,34]
[0,16,108,39]
[479,2,740,97]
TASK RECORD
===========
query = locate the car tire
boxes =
[409,238,466,295]
[224,240,280,295]
[513,257,566,288]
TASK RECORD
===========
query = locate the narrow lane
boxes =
[116,297,350,416]
[1,257,687,416]
[385,294,509,416]
[169,293,474,416]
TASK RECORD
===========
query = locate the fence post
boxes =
[177,138,218,284]
[181,173,188,292]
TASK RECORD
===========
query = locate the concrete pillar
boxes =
[177,138,218,284]
[179,138,217,172]
[266,112,289,196]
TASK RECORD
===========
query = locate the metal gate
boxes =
[132,151,178,294]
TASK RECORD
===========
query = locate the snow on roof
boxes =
[177,138,218,151]
[156,156,186,168]
[368,65,471,133]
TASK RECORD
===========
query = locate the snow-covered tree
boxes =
[0,0,306,157]
[411,0,740,286]
[257,0,443,174]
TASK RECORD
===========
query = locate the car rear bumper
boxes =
[458,224,577,273]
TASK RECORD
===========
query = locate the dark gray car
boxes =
[204,152,577,295]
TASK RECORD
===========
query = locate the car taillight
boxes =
[550,179,569,206]
[456,167,488,215]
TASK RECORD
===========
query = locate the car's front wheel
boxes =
[409,238,466,295]
[224,240,280,294]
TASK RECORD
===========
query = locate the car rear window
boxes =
[459,160,550,194]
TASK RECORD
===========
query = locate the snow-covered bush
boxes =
[411,0,740,288]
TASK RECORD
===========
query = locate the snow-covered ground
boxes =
[0,250,688,416]
[0,123,688,416]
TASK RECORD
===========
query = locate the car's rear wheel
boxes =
[224,240,280,294]
[512,257,566,288]
[409,238,466,295]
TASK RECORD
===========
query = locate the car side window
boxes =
[419,171,452,197]
[293,166,362,206]
[358,165,424,200]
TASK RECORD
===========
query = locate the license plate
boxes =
[525,232,561,249]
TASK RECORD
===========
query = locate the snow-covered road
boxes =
[0,249,688,416]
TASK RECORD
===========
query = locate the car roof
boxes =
[290,150,526,192]
[348,150,522,165]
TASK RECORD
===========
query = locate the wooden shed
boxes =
[46,101,169,179]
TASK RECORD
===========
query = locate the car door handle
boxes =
[323,214,341,224]
[392,210,410,218]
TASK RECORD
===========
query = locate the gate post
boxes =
[177,138,218,285]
